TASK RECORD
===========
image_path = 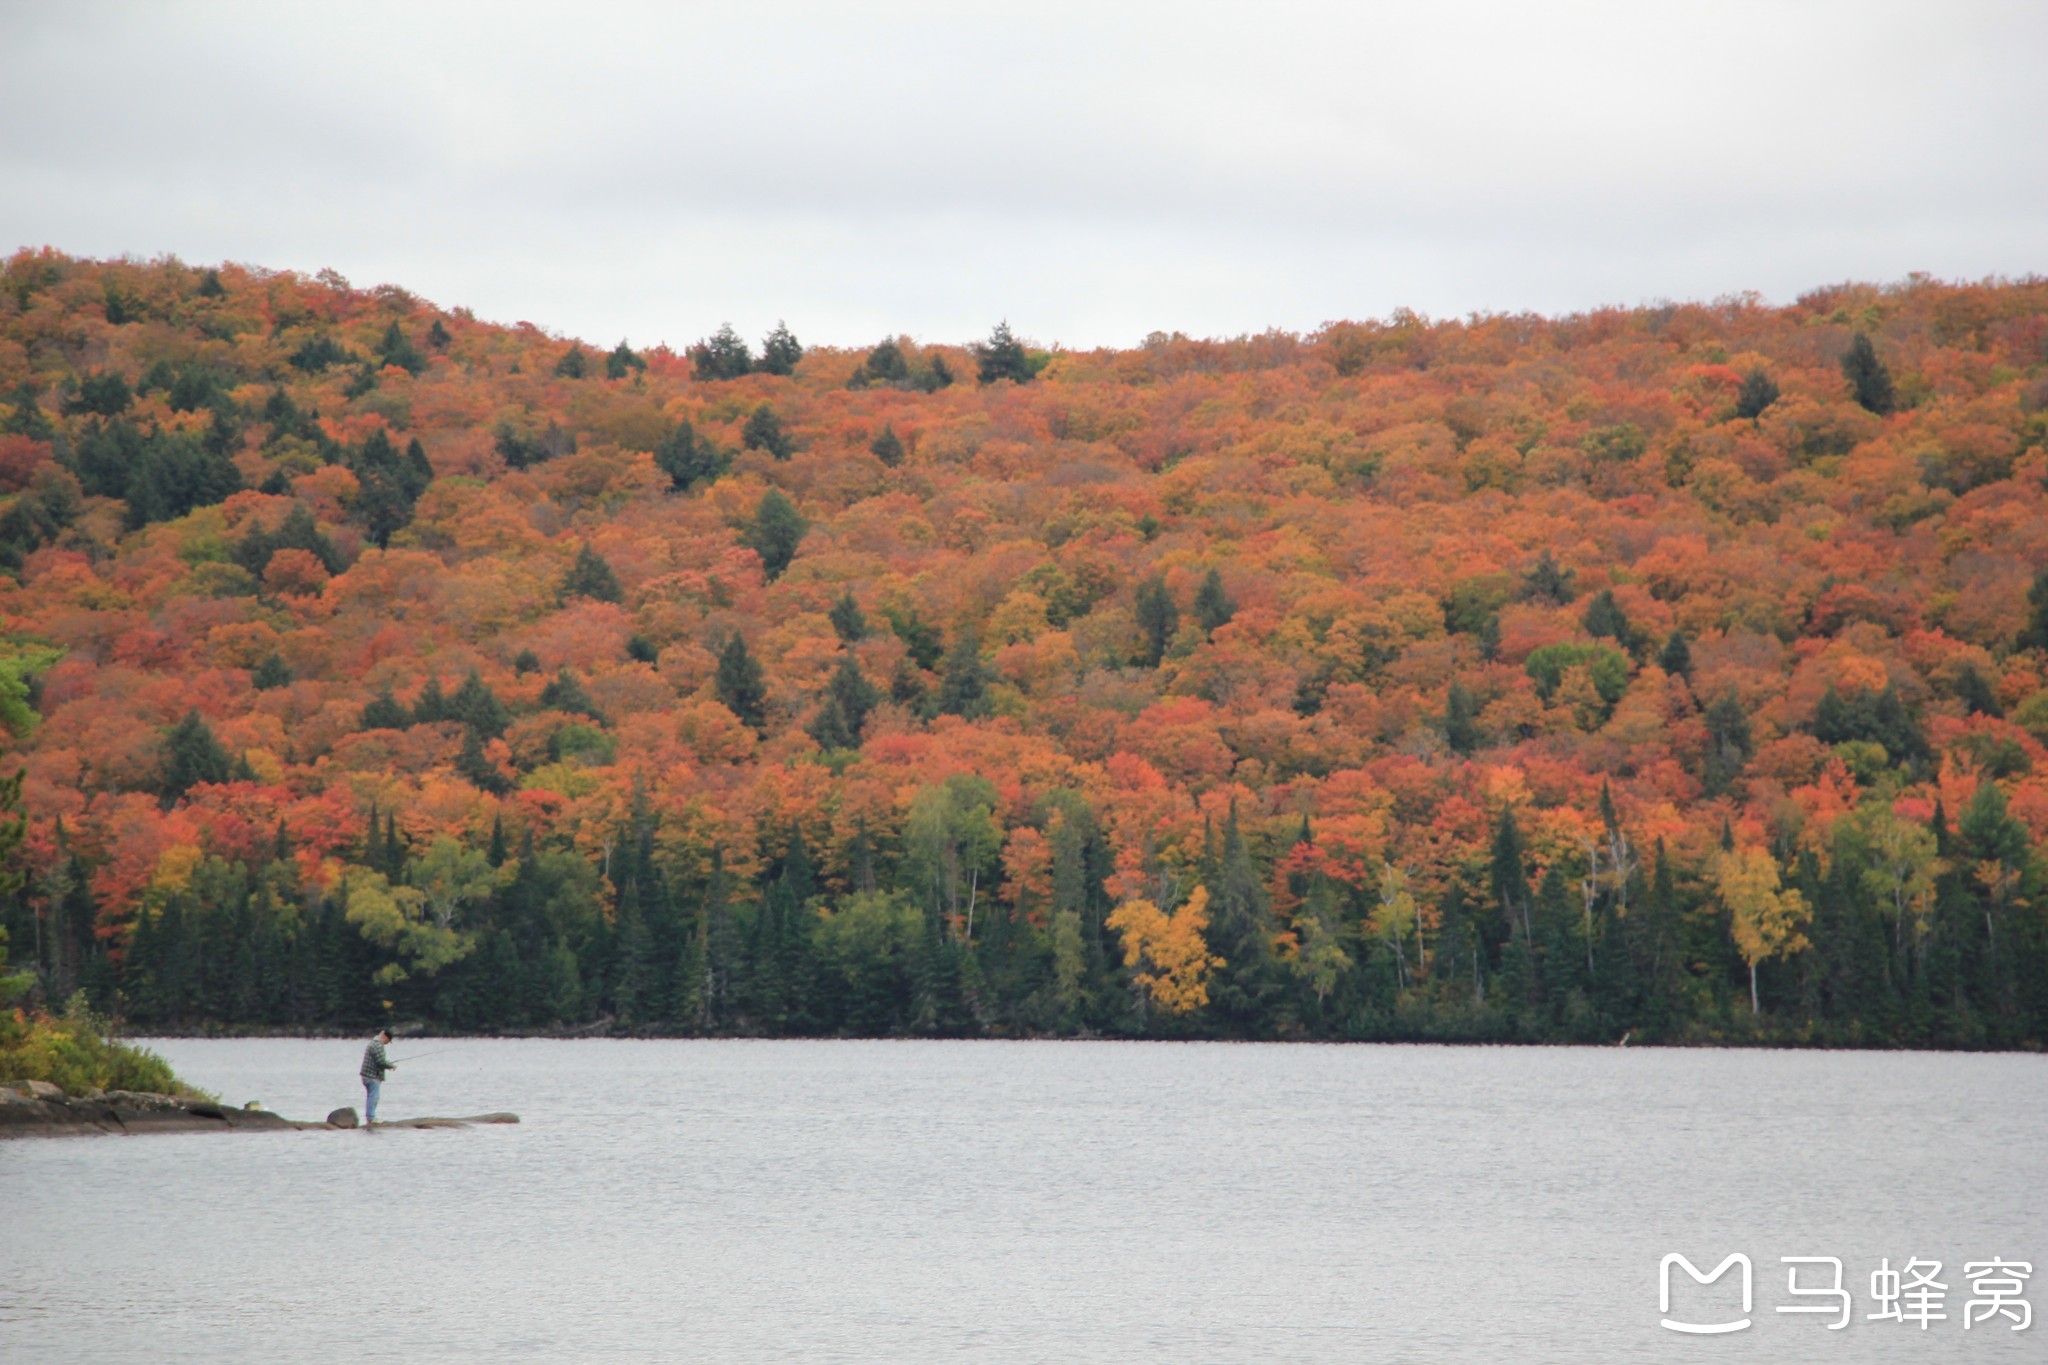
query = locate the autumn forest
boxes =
[2,250,2047,1048]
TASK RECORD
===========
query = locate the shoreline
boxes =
[114,1029,2048,1055]
[0,1083,518,1139]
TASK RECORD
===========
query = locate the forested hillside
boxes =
[2,249,2046,1045]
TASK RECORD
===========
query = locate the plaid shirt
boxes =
[360,1039,393,1082]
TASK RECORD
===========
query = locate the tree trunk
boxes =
[1749,961,1759,1015]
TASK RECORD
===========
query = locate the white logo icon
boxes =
[1660,1253,1753,1334]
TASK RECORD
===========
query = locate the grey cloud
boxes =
[3,0,2043,349]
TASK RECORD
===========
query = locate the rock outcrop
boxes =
[0,1083,518,1137]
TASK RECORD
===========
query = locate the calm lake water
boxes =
[2,1040,2041,1362]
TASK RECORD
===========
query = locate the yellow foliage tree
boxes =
[1107,885,1222,1017]
[1715,846,1810,1014]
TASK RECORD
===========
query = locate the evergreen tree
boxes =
[855,340,909,387]
[2,382,51,440]
[1659,630,1693,679]
[561,543,624,603]
[869,424,905,467]
[808,654,879,750]
[1134,576,1178,667]
[889,658,928,710]
[1519,551,1574,605]
[512,649,542,676]
[554,344,588,379]
[455,728,510,794]
[934,627,992,719]
[715,635,768,731]
[160,710,232,805]
[124,429,244,530]
[540,668,603,720]
[288,333,350,373]
[2019,567,2048,653]
[654,420,728,491]
[360,688,411,731]
[1488,808,1534,998]
[741,404,793,459]
[346,429,430,546]
[1702,692,1753,796]
[1204,804,1282,1035]
[829,590,868,643]
[605,341,645,380]
[1733,367,1779,420]
[759,322,803,376]
[377,322,426,376]
[196,268,226,298]
[451,670,510,738]
[887,607,944,671]
[1956,664,2002,718]
[426,318,452,349]
[1443,681,1481,755]
[251,653,292,690]
[974,321,1033,385]
[1841,332,1896,415]
[1193,567,1235,634]
[743,489,808,580]
[689,324,753,380]
[67,371,132,417]
[1582,589,1634,648]
[412,677,451,725]
[101,283,135,325]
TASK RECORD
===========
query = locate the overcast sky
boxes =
[4,2,2044,351]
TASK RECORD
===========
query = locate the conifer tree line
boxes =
[5,727,2045,1044]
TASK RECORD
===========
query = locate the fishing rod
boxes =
[388,1047,462,1063]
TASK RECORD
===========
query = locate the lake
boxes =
[2,1040,2041,1361]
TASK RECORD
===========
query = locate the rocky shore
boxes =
[0,1081,517,1137]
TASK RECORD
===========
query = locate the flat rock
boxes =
[0,1090,513,1138]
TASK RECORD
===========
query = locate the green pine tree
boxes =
[869,424,905,467]
[655,420,729,491]
[561,543,624,603]
[975,321,1033,385]
[1733,367,1779,420]
[605,341,645,379]
[689,324,753,380]
[1193,567,1235,634]
[743,489,808,580]
[1841,333,1896,415]
[451,670,510,738]
[741,404,793,459]
[829,590,868,643]
[715,635,768,731]
[934,627,992,719]
[360,689,410,731]
[160,710,232,805]
[1134,576,1178,667]
[759,322,803,376]
[1444,681,1480,755]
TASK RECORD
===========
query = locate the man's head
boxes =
[377,1028,392,1042]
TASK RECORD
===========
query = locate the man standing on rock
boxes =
[360,1029,396,1126]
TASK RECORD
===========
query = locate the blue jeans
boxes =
[363,1078,380,1122]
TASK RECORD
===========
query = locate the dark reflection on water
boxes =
[2,1040,2041,1362]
